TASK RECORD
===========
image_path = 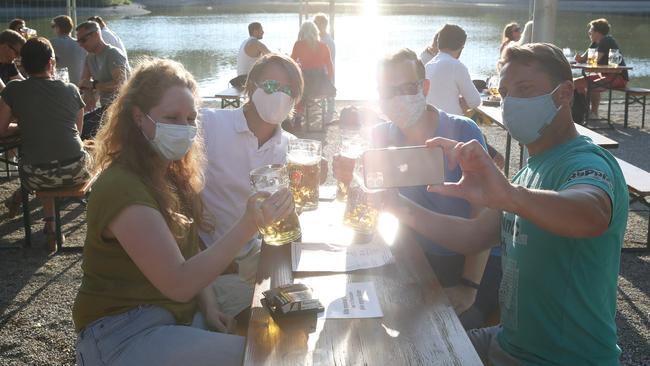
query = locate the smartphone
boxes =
[362,146,445,189]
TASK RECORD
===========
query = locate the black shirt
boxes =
[589,35,628,80]
[0,63,19,84]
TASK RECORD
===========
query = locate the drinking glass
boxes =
[336,131,367,201]
[55,67,69,83]
[287,139,322,211]
[250,164,301,246]
[487,76,500,98]
[587,48,598,66]
[343,168,380,236]
[562,48,573,60]
[608,49,622,67]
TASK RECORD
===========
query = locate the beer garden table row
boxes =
[243,200,482,365]
[571,63,633,127]
[477,104,619,177]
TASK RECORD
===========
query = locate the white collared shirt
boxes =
[425,51,481,116]
[198,107,295,254]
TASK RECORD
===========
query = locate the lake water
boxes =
[28,6,650,101]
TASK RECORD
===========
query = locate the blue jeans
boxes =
[75,305,244,366]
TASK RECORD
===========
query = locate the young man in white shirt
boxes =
[200,54,326,322]
[425,24,481,116]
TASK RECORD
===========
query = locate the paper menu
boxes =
[291,242,394,272]
[321,281,383,319]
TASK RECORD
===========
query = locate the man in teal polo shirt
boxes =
[386,43,627,365]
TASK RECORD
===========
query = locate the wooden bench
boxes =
[24,173,99,252]
[215,87,245,109]
[615,157,650,252]
[613,87,650,128]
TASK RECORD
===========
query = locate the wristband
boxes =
[459,277,481,290]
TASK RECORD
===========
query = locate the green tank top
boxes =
[73,163,200,332]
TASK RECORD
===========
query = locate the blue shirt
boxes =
[372,110,487,255]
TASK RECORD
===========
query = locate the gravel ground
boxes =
[0,99,649,365]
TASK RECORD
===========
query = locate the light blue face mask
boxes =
[501,84,561,145]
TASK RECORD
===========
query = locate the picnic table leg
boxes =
[54,198,63,251]
[583,69,591,124]
[504,133,512,177]
[607,88,612,124]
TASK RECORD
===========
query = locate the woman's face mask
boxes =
[252,79,295,125]
[144,114,197,161]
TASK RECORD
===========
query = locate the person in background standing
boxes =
[87,16,127,61]
[499,22,521,55]
[313,13,336,122]
[50,15,87,85]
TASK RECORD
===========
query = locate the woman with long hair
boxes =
[499,22,521,54]
[290,21,334,126]
[73,58,293,365]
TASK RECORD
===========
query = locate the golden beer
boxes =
[343,185,379,235]
[587,48,598,66]
[250,164,301,246]
[336,133,365,201]
[287,139,322,211]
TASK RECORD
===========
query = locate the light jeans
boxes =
[75,305,244,366]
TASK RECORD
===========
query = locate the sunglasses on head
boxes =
[76,30,97,44]
[256,79,293,97]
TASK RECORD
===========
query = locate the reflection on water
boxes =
[28,7,650,100]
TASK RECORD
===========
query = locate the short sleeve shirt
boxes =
[372,110,487,255]
[73,164,200,332]
[497,136,628,365]
[86,45,130,106]
[0,62,19,84]
[1,78,85,165]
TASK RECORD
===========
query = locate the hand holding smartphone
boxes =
[362,146,445,189]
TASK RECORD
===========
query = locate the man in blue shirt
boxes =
[333,49,498,329]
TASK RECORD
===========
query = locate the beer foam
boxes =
[287,152,320,165]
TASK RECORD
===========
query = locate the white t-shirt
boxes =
[425,52,481,116]
[199,107,295,256]
[101,27,127,60]
[237,37,260,76]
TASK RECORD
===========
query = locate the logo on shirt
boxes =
[567,169,612,191]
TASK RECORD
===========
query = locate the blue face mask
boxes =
[501,84,561,145]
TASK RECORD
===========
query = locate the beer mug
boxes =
[587,48,598,66]
[487,76,500,98]
[343,167,380,236]
[608,49,622,67]
[250,164,302,246]
[287,139,321,211]
[55,67,70,84]
[336,131,366,201]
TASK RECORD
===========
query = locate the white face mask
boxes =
[252,88,295,125]
[380,89,426,129]
[145,114,197,161]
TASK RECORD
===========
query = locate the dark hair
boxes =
[437,24,467,51]
[52,15,74,34]
[20,37,54,76]
[76,21,100,34]
[87,16,106,28]
[499,43,572,84]
[378,48,425,80]
[0,30,26,48]
[248,22,262,36]
[8,19,25,32]
[589,18,610,36]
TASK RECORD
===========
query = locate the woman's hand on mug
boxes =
[246,188,295,229]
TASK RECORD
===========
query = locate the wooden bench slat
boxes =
[616,157,650,196]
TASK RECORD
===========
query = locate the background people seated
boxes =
[234,22,270,87]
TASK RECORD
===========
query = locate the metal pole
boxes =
[71,0,78,33]
[330,0,335,38]
[66,0,71,18]
[299,0,304,27]
[529,0,534,20]
[532,0,557,43]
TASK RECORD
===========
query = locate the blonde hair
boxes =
[500,22,520,54]
[92,57,210,236]
[298,21,320,50]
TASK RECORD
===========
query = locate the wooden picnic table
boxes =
[571,63,633,126]
[477,104,618,176]
[243,201,482,366]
